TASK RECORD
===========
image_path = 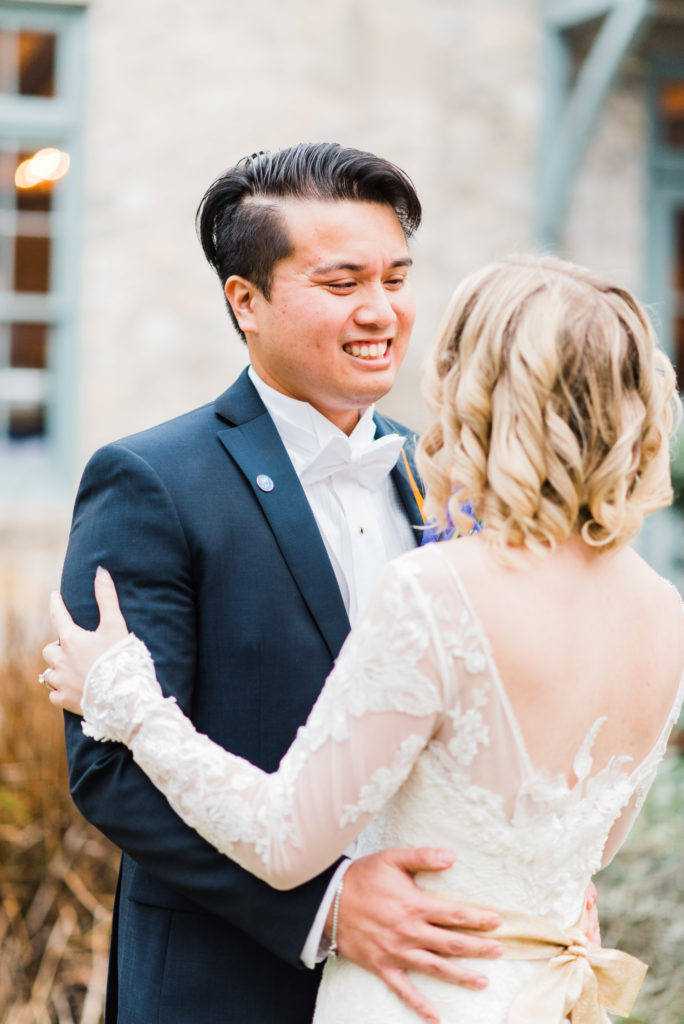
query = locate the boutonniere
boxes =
[421,501,483,545]
[380,420,425,518]
[399,446,483,545]
[383,420,483,543]
[417,488,484,545]
[400,447,425,522]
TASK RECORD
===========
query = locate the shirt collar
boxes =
[248,365,377,461]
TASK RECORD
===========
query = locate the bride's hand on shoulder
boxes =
[42,567,129,715]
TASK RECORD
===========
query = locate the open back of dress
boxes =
[81,543,684,1024]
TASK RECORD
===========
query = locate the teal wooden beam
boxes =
[538,0,651,248]
[545,0,641,29]
[539,21,572,194]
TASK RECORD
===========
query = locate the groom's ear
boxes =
[224,276,260,336]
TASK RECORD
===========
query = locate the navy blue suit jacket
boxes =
[61,369,423,1024]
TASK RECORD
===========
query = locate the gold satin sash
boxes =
[454,904,647,1024]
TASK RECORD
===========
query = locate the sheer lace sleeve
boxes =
[81,557,453,890]
[600,662,684,868]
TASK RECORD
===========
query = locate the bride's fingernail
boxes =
[96,566,112,582]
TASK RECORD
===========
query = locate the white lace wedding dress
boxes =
[80,544,684,1024]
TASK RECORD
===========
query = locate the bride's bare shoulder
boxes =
[623,545,682,608]
[621,546,684,672]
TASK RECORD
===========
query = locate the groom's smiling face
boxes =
[224,198,415,435]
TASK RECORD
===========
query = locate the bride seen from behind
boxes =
[43,255,684,1024]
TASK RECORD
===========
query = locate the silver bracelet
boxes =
[327,875,345,959]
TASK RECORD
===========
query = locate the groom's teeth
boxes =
[345,341,388,359]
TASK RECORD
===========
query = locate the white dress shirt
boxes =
[248,366,418,964]
[248,367,416,626]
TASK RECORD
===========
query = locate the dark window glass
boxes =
[14,147,68,211]
[660,81,684,149]
[18,31,56,97]
[0,30,56,97]
[0,145,59,445]
[13,234,51,293]
[10,323,48,369]
[16,175,52,213]
[8,404,45,440]
[0,21,74,453]
[675,208,684,391]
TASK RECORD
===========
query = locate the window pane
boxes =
[675,209,684,290]
[13,234,51,293]
[19,31,56,97]
[7,150,58,295]
[0,8,82,464]
[0,143,60,447]
[16,176,52,213]
[9,404,45,440]
[0,30,56,97]
[11,323,48,369]
[13,147,69,213]
[675,208,684,391]
[0,363,48,441]
[659,81,684,149]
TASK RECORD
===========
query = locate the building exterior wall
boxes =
[0,0,655,640]
[564,76,646,297]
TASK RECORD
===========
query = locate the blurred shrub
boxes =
[597,749,684,1024]
[0,604,118,1024]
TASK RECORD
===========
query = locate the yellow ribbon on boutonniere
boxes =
[400,448,425,522]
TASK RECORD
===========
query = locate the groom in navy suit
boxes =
[60,143,501,1024]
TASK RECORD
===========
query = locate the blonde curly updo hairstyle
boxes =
[418,255,680,559]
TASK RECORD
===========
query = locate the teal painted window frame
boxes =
[638,56,684,582]
[0,0,86,496]
[644,56,684,371]
[538,0,649,249]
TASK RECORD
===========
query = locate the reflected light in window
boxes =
[660,82,684,118]
[659,81,684,148]
[14,147,70,189]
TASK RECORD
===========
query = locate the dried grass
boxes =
[597,749,684,1024]
[1,602,682,1023]
[0,605,118,1024]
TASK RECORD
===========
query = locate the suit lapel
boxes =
[215,372,351,659]
[374,413,425,544]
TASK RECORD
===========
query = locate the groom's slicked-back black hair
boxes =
[196,142,422,338]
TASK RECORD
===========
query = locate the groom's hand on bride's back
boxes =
[326,848,503,1024]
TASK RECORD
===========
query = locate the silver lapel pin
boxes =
[256,474,275,492]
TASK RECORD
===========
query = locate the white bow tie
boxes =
[299,433,406,491]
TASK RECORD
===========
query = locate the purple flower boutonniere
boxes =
[421,501,483,546]
[380,420,483,545]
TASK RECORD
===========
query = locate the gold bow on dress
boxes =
[456,905,647,1024]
